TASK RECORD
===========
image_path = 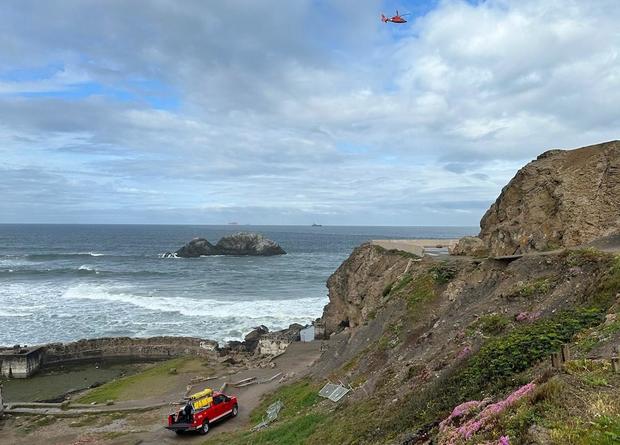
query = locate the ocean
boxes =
[0,224,476,346]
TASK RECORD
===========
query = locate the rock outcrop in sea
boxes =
[171,232,286,257]
[455,140,620,256]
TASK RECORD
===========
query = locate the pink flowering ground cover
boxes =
[457,345,473,360]
[437,382,536,444]
[515,311,542,322]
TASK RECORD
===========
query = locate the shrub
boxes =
[391,274,414,294]
[510,278,553,299]
[430,263,458,284]
[408,274,436,312]
[462,308,604,387]
[470,314,510,336]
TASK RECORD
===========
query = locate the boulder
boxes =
[174,233,286,257]
[450,236,489,257]
[243,325,269,353]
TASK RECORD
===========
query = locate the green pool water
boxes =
[1,362,145,402]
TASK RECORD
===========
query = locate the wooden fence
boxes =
[551,344,619,373]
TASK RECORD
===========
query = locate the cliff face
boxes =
[479,140,620,256]
[322,244,412,335]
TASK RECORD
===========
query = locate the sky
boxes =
[1,0,619,226]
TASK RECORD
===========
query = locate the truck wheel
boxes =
[199,420,209,435]
[232,404,239,417]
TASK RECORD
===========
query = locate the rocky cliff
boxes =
[305,141,620,444]
[478,140,620,256]
[311,241,619,444]
[322,244,415,335]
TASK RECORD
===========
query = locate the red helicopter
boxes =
[381,10,410,24]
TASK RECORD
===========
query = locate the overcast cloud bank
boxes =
[1,0,618,225]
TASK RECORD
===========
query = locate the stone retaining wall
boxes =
[41,337,219,366]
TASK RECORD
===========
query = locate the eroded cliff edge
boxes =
[463,140,620,256]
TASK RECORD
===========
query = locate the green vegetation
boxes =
[593,254,620,307]
[77,358,200,403]
[305,397,380,445]
[407,273,436,313]
[484,373,620,445]
[215,380,325,445]
[468,314,510,336]
[369,308,605,442]
[377,323,403,351]
[462,308,603,388]
[391,273,414,294]
[510,277,554,298]
[217,412,329,445]
[429,262,458,284]
[576,317,620,353]
[566,247,609,266]
[250,413,329,445]
[566,359,613,387]
[250,379,320,424]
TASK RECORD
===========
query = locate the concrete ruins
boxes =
[0,346,44,378]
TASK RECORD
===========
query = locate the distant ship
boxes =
[311,223,323,227]
[228,222,239,225]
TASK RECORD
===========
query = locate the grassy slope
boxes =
[77,357,209,403]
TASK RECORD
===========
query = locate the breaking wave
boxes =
[0,267,166,278]
[24,252,106,260]
[61,284,325,324]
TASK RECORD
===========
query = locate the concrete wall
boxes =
[41,337,219,366]
[258,338,290,356]
[0,347,43,378]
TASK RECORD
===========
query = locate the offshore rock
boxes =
[215,232,286,256]
[175,238,218,257]
[174,233,286,257]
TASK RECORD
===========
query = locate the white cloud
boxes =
[0,0,618,224]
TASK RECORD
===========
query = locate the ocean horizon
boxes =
[0,224,476,346]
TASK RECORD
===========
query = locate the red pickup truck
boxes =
[166,390,238,435]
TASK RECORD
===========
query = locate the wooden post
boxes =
[0,384,4,417]
[613,346,620,374]
[551,352,562,370]
[561,344,570,363]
